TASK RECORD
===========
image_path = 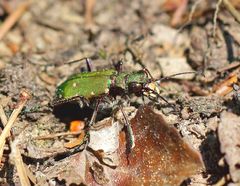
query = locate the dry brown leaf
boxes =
[87,106,203,186]
[44,152,87,185]
[122,106,202,185]
[219,111,240,183]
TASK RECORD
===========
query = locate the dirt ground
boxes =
[0,0,240,185]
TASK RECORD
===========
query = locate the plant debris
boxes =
[218,111,240,184]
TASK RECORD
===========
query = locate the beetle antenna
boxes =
[66,57,89,64]
[144,87,179,112]
[155,71,198,84]
[152,92,179,112]
[66,57,92,72]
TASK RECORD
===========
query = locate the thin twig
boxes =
[171,0,188,27]
[84,0,96,26]
[0,105,10,164]
[223,0,240,24]
[0,90,31,162]
[217,61,240,72]
[11,140,31,186]
[0,1,30,40]
[176,0,203,33]
[213,0,223,38]
[34,131,82,140]
[0,105,8,126]
[0,90,34,185]
[24,163,37,185]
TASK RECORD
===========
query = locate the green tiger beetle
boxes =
[53,58,196,152]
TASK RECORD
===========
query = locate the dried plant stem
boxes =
[11,141,31,186]
[34,131,82,140]
[0,105,8,126]
[85,0,96,26]
[0,105,10,166]
[0,90,31,163]
[223,0,240,24]
[0,90,33,186]
[24,162,37,184]
[171,0,188,26]
[0,1,30,40]
[176,0,203,33]
[213,0,223,38]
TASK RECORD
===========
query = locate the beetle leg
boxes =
[119,104,135,154]
[142,68,154,81]
[114,59,123,74]
[85,58,93,72]
[89,98,101,126]
[142,95,145,103]
[66,57,93,72]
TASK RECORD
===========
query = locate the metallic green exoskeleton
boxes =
[56,70,115,100]
[53,68,160,105]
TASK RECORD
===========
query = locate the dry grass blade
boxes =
[0,105,9,167]
[85,0,96,26]
[0,1,30,40]
[223,0,240,23]
[0,90,31,163]
[0,90,34,185]
[34,131,82,140]
[24,163,37,185]
[11,141,31,186]
[0,105,8,126]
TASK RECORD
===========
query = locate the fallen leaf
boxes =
[90,161,109,185]
[60,106,203,185]
[44,152,87,185]
[111,106,203,186]
[88,118,121,154]
[218,111,240,183]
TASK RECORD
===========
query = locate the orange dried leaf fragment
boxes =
[213,74,238,96]
[64,131,85,149]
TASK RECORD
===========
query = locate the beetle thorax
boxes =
[113,71,149,96]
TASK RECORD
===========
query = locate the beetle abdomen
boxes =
[55,70,116,101]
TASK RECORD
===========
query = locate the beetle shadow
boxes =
[199,131,228,184]
[52,102,93,125]
[52,101,113,126]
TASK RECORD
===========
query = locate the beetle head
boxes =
[143,81,160,99]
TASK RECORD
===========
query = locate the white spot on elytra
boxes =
[91,91,95,96]
[73,83,77,87]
